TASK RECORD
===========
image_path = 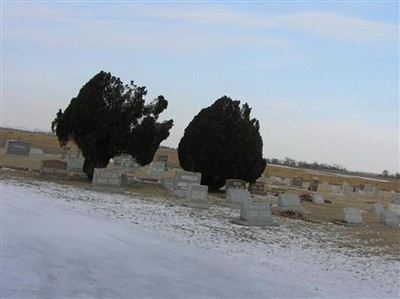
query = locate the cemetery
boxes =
[0,128,399,298]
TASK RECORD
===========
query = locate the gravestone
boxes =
[234,203,278,227]
[321,181,330,189]
[156,155,168,166]
[358,190,366,197]
[388,204,400,216]
[113,156,124,166]
[371,186,379,199]
[118,157,138,174]
[173,171,201,197]
[342,207,364,226]
[312,193,324,205]
[371,203,384,215]
[225,179,246,190]
[331,186,338,194]
[380,211,399,228]
[249,181,265,195]
[290,176,303,188]
[40,160,67,177]
[148,161,165,176]
[278,193,303,214]
[183,184,210,209]
[161,177,174,190]
[4,140,31,157]
[342,185,353,195]
[67,151,85,173]
[91,168,123,193]
[391,193,400,204]
[29,148,44,156]
[223,189,252,209]
[283,178,291,186]
[308,178,319,192]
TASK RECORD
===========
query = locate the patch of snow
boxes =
[1,177,399,298]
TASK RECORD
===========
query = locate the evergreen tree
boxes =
[178,96,266,190]
[52,71,173,179]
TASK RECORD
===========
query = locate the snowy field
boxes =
[1,176,399,298]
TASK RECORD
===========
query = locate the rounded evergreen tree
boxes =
[178,96,266,190]
[52,71,173,179]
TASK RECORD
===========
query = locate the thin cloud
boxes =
[3,3,397,54]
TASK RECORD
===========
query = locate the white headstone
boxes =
[67,151,85,173]
[371,186,379,199]
[312,193,324,205]
[29,148,44,156]
[173,171,202,197]
[342,207,363,224]
[92,168,123,193]
[235,203,277,226]
[161,177,174,190]
[380,211,399,228]
[184,184,209,209]
[278,193,302,214]
[391,193,400,204]
[342,185,353,195]
[371,203,384,215]
[226,189,252,204]
[388,204,400,216]
[148,161,165,175]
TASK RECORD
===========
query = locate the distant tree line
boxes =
[267,157,347,172]
[267,157,400,179]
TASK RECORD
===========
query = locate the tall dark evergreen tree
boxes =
[52,71,173,179]
[178,96,266,190]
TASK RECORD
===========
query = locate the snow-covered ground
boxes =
[1,177,399,298]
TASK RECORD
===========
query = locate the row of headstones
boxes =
[161,172,318,226]
[343,206,399,228]
[269,176,320,192]
[39,152,140,177]
[4,140,44,157]
[339,192,400,227]
[331,184,380,199]
[39,151,85,177]
[60,165,400,229]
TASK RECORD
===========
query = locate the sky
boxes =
[1,1,399,174]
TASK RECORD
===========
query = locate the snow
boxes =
[1,177,399,298]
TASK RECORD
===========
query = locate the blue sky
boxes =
[1,1,399,174]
